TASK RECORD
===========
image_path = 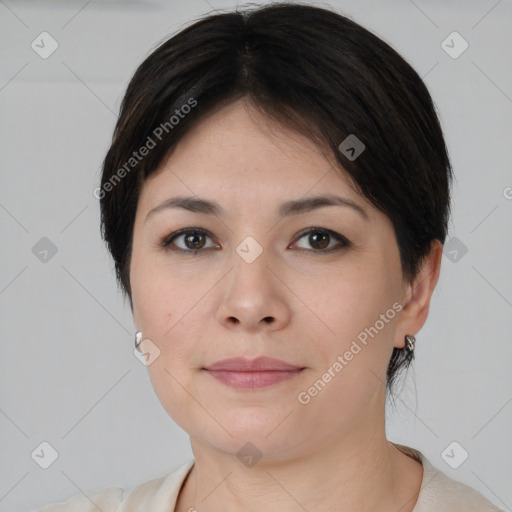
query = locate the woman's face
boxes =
[129,98,420,460]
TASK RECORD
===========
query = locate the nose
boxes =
[216,247,291,334]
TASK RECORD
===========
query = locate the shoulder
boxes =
[34,459,195,512]
[393,444,503,512]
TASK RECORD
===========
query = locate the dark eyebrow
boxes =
[145,193,369,222]
[278,194,369,220]
[145,196,222,222]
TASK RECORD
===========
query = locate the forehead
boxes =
[139,99,368,211]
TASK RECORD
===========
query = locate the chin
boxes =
[185,407,303,459]
[199,430,303,464]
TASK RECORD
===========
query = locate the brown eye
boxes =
[161,228,219,253]
[182,232,206,250]
[293,228,351,253]
[309,231,330,250]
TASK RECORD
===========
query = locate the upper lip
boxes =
[204,357,303,372]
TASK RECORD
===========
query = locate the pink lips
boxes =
[203,357,304,390]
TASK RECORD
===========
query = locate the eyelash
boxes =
[159,227,351,255]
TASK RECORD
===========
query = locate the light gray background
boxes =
[1,0,511,510]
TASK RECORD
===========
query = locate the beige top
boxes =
[36,444,503,511]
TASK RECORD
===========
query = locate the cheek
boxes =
[131,244,184,332]
[307,263,398,344]
[131,253,216,386]
[298,261,401,408]
[136,273,204,429]
[130,252,197,383]
[133,277,198,365]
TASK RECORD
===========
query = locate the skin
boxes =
[129,97,443,512]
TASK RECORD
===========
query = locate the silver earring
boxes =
[404,334,416,359]
[135,331,143,351]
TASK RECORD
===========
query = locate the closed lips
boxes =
[204,356,304,372]
[203,357,305,390]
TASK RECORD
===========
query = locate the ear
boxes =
[395,239,443,349]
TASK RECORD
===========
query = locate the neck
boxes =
[175,423,422,512]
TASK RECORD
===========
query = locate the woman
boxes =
[38,3,502,511]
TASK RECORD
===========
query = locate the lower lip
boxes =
[204,369,303,389]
